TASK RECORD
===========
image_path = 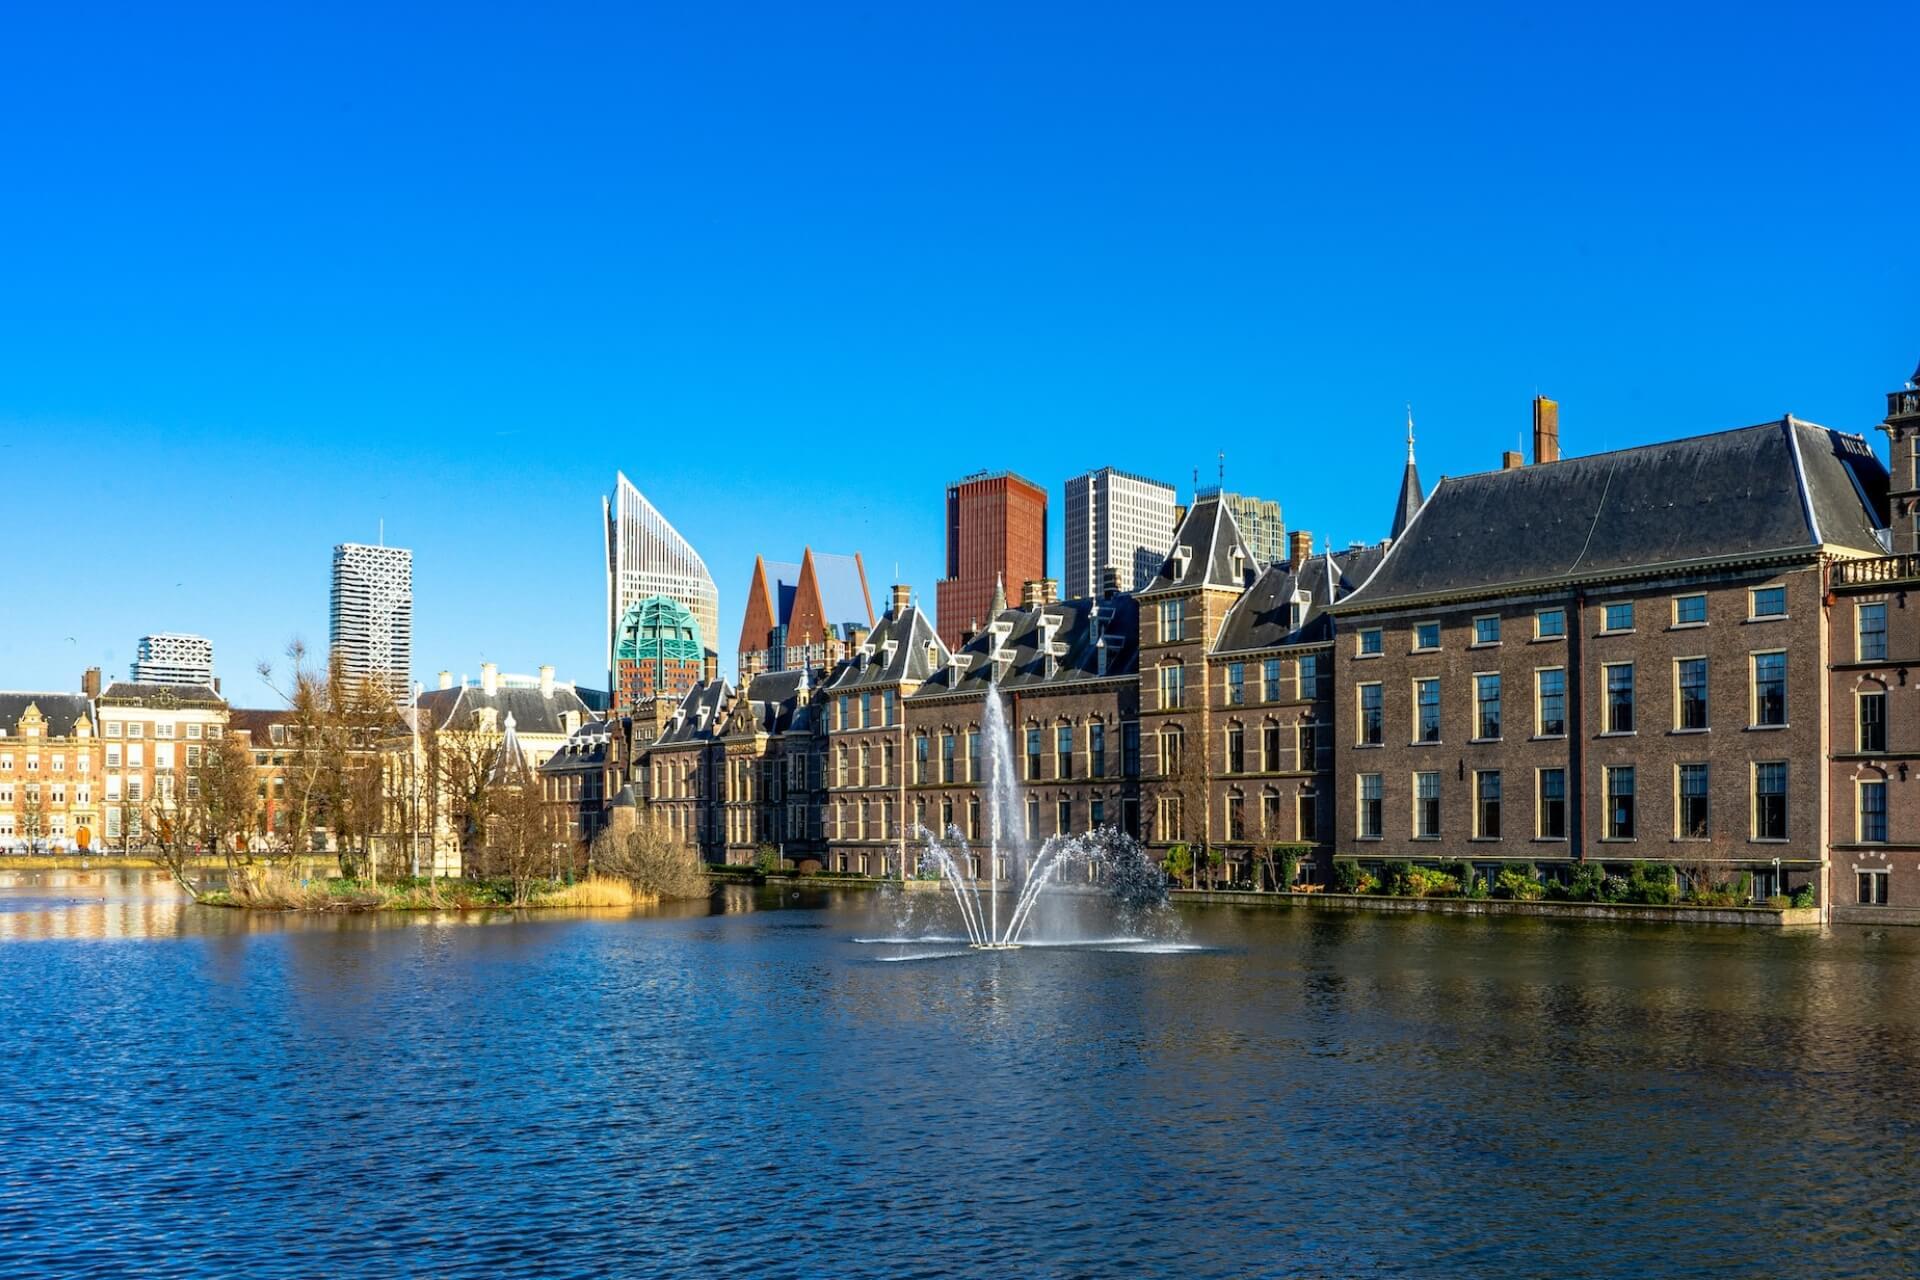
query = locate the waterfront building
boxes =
[613,594,707,712]
[1327,406,1890,904]
[604,472,720,689]
[0,685,103,853]
[130,633,214,687]
[1825,360,1920,921]
[641,679,731,858]
[95,680,229,851]
[1064,467,1177,601]
[935,471,1048,652]
[737,549,875,679]
[819,584,948,875]
[538,715,628,853]
[716,667,828,866]
[330,542,413,699]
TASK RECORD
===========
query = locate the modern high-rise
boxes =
[1064,467,1177,600]
[1193,488,1285,567]
[129,633,214,687]
[330,542,413,698]
[604,472,720,689]
[934,471,1048,650]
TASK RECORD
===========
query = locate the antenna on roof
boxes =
[1218,451,1225,486]
[1406,405,1416,463]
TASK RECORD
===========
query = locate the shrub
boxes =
[589,815,712,900]
[1381,860,1415,896]
[1406,865,1461,897]
[1567,862,1609,903]
[1466,873,1489,900]
[1332,861,1366,894]
[1602,874,1629,902]
[1765,894,1791,910]
[1624,862,1677,905]
[1493,865,1543,901]
[1443,861,1475,892]
[1790,884,1816,909]
[753,844,781,875]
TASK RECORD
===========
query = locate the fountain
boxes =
[913,685,1167,950]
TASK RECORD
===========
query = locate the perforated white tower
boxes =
[330,542,413,699]
[604,472,719,689]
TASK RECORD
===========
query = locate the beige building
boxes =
[95,680,230,850]
[0,689,104,853]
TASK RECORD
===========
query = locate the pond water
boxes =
[2,870,1917,1278]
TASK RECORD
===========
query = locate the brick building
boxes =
[737,549,875,679]
[935,471,1048,651]
[96,680,229,851]
[612,594,707,712]
[0,688,103,853]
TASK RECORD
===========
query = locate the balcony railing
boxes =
[1833,554,1920,587]
[1890,390,1920,420]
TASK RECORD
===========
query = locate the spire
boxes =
[990,572,1007,617]
[1406,403,1417,462]
[1390,409,1425,542]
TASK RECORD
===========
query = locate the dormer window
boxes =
[1172,547,1192,579]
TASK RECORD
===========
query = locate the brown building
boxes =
[538,716,630,854]
[1329,407,1889,903]
[715,668,828,866]
[737,549,875,679]
[95,680,229,851]
[641,679,731,859]
[935,471,1048,651]
[0,688,103,853]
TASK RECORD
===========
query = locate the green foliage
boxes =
[1765,894,1791,910]
[1623,862,1677,905]
[1405,865,1461,897]
[1270,843,1308,889]
[753,844,781,875]
[1163,843,1194,887]
[1493,865,1543,901]
[1380,860,1415,896]
[1790,884,1816,909]
[1332,860,1365,894]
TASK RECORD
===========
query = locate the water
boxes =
[3,871,1919,1278]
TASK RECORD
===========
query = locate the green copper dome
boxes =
[615,595,704,663]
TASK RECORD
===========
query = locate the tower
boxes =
[935,471,1047,650]
[1883,360,1920,554]
[330,542,413,699]
[1389,406,1425,542]
[1064,466,1178,600]
[604,472,720,690]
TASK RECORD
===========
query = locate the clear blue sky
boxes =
[2,2,1915,699]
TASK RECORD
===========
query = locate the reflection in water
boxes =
[1,876,1917,1278]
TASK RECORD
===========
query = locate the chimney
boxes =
[1042,578,1058,605]
[1288,530,1313,567]
[81,667,101,699]
[1022,579,1045,609]
[481,662,498,695]
[1533,396,1560,464]
[213,677,222,695]
[703,653,718,683]
[438,670,453,690]
[891,584,912,617]
[539,664,554,698]
[1502,450,1524,470]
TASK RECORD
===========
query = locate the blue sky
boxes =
[2,2,1915,698]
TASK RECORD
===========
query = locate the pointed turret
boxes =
[990,572,1007,618]
[1390,406,1425,541]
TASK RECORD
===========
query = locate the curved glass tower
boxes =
[603,472,719,689]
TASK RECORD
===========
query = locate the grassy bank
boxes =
[199,873,659,912]
[0,854,216,871]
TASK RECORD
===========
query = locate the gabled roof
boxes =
[652,678,732,747]
[1337,419,1890,612]
[727,668,811,737]
[912,594,1139,699]
[0,693,94,739]
[1390,457,1424,542]
[416,682,594,737]
[98,682,225,709]
[539,715,619,776]
[1215,543,1390,654]
[739,549,875,653]
[1138,496,1261,595]
[823,602,950,692]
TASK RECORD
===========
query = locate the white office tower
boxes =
[1064,467,1178,600]
[604,472,719,685]
[130,633,215,687]
[330,542,414,699]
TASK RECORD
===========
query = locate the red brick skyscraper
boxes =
[935,471,1048,650]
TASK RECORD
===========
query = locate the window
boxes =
[155,723,174,740]
[1752,652,1787,726]
[1673,594,1708,626]
[1676,658,1708,731]
[884,690,896,725]
[1090,722,1107,777]
[1025,796,1040,839]
[105,722,122,738]
[1299,655,1324,698]
[1860,690,1888,753]
[1224,794,1242,840]
[967,732,981,782]
[1225,724,1245,773]
[1538,769,1567,839]
[1159,598,1185,642]
[1750,586,1786,619]
[1754,762,1788,840]
[1414,772,1440,838]
[1861,780,1889,843]
[1473,615,1501,645]
[1535,668,1566,736]
[1058,799,1072,835]
[1413,622,1441,652]
[1090,797,1105,828]
[1226,663,1245,705]
[1358,684,1383,745]
[1056,725,1073,779]
[1678,763,1709,838]
[1298,720,1322,769]
[1474,771,1501,838]
[861,693,874,728]
[914,735,929,784]
[1358,774,1383,839]
[1535,608,1566,639]
[127,723,143,738]
[1602,602,1634,632]
[1858,868,1890,906]
[1026,728,1042,780]
[1123,724,1140,777]
[941,733,956,783]
[1605,663,1635,733]
[1160,662,1187,709]
[1358,628,1383,657]
[1262,722,1282,771]
[1160,727,1184,777]
[1859,603,1888,663]
[1262,658,1282,700]
[1414,679,1441,742]
[1605,766,1636,839]
[1474,674,1502,740]
[1297,793,1317,842]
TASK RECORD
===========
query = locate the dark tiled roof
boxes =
[1139,496,1261,594]
[539,716,616,776]
[823,604,949,692]
[1390,458,1424,541]
[0,693,94,739]
[99,682,225,708]
[652,679,731,746]
[729,668,809,736]
[1215,543,1389,654]
[224,708,285,741]
[1338,419,1889,611]
[912,594,1138,699]
[416,683,594,737]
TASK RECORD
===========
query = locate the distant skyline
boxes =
[1,3,1915,695]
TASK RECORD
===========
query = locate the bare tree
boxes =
[478,780,551,904]
[590,811,711,899]
[147,734,263,901]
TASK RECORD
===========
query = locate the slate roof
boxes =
[728,668,811,736]
[98,682,225,709]
[539,716,618,777]
[1215,543,1391,654]
[912,594,1138,700]
[416,682,594,737]
[0,693,94,738]
[822,603,949,693]
[1390,456,1424,541]
[1138,496,1261,595]
[652,679,731,747]
[1337,419,1890,612]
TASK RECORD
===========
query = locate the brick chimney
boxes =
[538,664,554,698]
[1533,396,1560,464]
[1022,579,1046,609]
[1287,530,1313,567]
[481,662,498,695]
[1502,450,1524,470]
[890,584,912,617]
[81,667,101,698]
[703,653,719,683]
